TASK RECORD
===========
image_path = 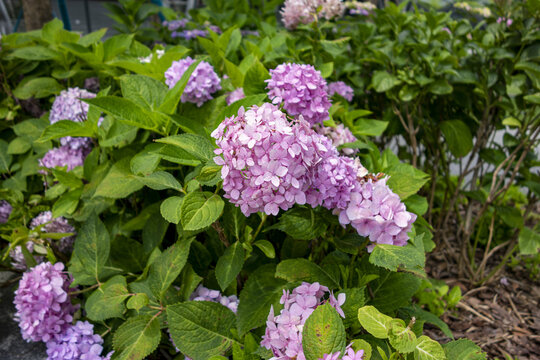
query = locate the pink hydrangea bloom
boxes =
[211,103,334,216]
[0,200,12,223]
[316,124,358,155]
[328,81,354,101]
[46,321,112,360]
[337,177,417,251]
[281,0,344,29]
[14,262,77,342]
[164,57,221,107]
[266,63,331,125]
[226,88,245,105]
[261,282,346,360]
[190,285,239,313]
[30,211,76,255]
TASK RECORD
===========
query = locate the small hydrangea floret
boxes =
[328,81,354,101]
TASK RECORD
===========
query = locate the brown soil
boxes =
[424,251,540,360]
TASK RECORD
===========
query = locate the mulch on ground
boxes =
[424,251,540,360]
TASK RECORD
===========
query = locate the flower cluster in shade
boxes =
[226,88,245,105]
[315,124,358,156]
[213,103,417,249]
[497,17,513,26]
[46,321,113,360]
[347,1,376,16]
[190,284,240,313]
[454,2,492,17]
[41,87,96,172]
[328,81,354,101]
[260,282,346,360]
[212,103,336,216]
[13,262,77,342]
[320,346,365,360]
[266,63,331,126]
[281,0,345,29]
[10,211,75,270]
[0,199,12,223]
[165,57,221,107]
[163,18,189,31]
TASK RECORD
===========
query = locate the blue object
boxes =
[13,0,72,32]
[151,0,166,22]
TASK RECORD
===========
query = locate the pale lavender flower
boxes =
[190,285,239,313]
[39,145,90,172]
[320,0,345,20]
[226,88,245,105]
[49,88,96,124]
[31,211,76,255]
[46,321,112,360]
[267,63,331,125]
[261,282,345,360]
[84,77,100,93]
[316,124,358,155]
[10,242,44,271]
[348,1,376,15]
[14,262,77,342]
[163,18,189,31]
[164,57,221,107]
[320,352,341,360]
[342,345,364,360]
[497,17,512,26]
[173,29,208,40]
[281,0,344,29]
[0,200,12,223]
[337,177,417,251]
[328,81,354,101]
[212,103,334,216]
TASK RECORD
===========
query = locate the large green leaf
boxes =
[302,304,347,360]
[13,77,63,99]
[70,214,110,285]
[369,240,425,276]
[86,275,129,321]
[518,227,540,255]
[414,336,447,360]
[275,258,340,289]
[156,134,215,163]
[0,140,12,173]
[180,191,224,231]
[388,320,417,354]
[368,272,420,313]
[372,71,401,92]
[386,163,429,200]
[160,196,184,224]
[113,314,161,360]
[136,171,183,191]
[357,306,392,339]
[167,301,239,360]
[94,158,143,199]
[237,264,287,336]
[148,237,194,300]
[443,339,486,360]
[268,207,327,240]
[440,120,473,158]
[39,120,95,142]
[215,241,245,291]
[119,74,167,111]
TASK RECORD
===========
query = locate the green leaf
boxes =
[302,304,346,360]
[497,206,524,229]
[113,314,161,360]
[167,301,239,360]
[7,137,31,154]
[197,165,222,186]
[243,60,269,95]
[429,79,453,95]
[10,46,61,60]
[130,145,161,175]
[339,288,366,328]
[388,320,417,354]
[502,117,521,128]
[215,241,245,291]
[136,171,183,191]
[368,272,421,313]
[369,241,425,276]
[268,207,327,240]
[519,227,540,255]
[349,339,372,360]
[159,59,202,114]
[94,158,143,199]
[39,120,95,142]
[156,134,215,163]
[401,306,453,339]
[237,264,287,336]
[275,258,340,289]
[440,120,473,158]
[13,77,63,99]
[70,214,110,285]
[524,93,540,105]
[160,196,184,224]
[443,339,486,360]
[86,275,129,321]
[103,34,134,61]
[386,163,429,199]
[353,119,389,137]
[0,140,13,173]
[148,237,194,300]
[127,293,149,312]
[372,71,401,92]
[119,75,167,111]
[414,335,446,360]
[52,188,82,217]
[180,191,224,231]
[254,240,275,258]
[357,306,392,339]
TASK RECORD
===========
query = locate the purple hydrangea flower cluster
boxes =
[497,17,513,26]
[165,57,222,107]
[14,262,77,342]
[321,346,365,360]
[10,241,44,271]
[172,29,208,40]
[281,0,344,29]
[49,87,96,124]
[39,145,91,172]
[0,199,12,223]
[226,88,245,105]
[337,177,417,251]
[266,63,331,125]
[31,211,76,255]
[163,18,189,31]
[316,124,358,156]
[190,285,240,313]
[211,103,335,216]
[260,282,345,360]
[241,30,260,37]
[348,1,376,16]
[328,81,354,101]
[46,321,112,360]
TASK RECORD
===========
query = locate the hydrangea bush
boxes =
[1,0,532,359]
